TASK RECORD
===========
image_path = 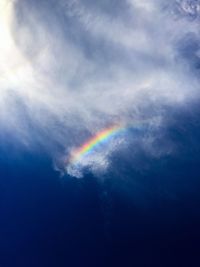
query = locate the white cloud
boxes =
[0,0,199,177]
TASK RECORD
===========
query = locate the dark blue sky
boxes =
[1,105,200,266]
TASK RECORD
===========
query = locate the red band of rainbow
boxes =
[69,124,124,164]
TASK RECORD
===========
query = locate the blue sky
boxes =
[1,1,200,266]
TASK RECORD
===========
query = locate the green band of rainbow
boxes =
[69,124,124,164]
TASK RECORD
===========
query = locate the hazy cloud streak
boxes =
[0,0,200,177]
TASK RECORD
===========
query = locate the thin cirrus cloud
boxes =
[0,0,200,177]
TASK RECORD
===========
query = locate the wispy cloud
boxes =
[0,0,200,177]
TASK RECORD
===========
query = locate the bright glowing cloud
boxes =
[0,0,200,177]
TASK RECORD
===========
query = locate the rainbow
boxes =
[69,124,124,164]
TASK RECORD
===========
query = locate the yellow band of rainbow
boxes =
[69,124,124,164]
